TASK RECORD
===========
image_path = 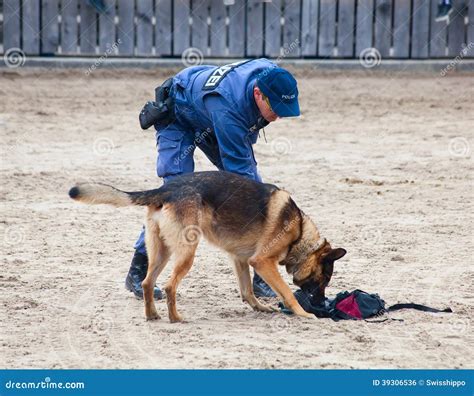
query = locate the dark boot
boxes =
[435,2,453,22]
[125,250,163,300]
[253,273,277,298]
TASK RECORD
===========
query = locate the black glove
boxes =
[139,101,165,130]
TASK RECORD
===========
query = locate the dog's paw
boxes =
[169,314,184,323]
[145,311,161,321]
[266,305,279,313]
[254,303,278,313]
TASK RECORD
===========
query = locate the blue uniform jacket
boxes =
[170,58,277,182]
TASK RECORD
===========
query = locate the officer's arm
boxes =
[203,94,262,182]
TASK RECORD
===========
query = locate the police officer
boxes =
[126,58,300,300]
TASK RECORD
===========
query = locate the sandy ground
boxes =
[0,66,473,369]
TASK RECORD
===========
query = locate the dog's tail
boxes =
[68,183,162,207]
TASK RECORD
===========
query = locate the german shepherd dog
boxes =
[69,171,346,322]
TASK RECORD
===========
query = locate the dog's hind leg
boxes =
[142,211,171,321]
[164,244,197,323]
[249,257,313,319]
[233,257,276,313]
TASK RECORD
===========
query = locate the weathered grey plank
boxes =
[173,0,191,55]
[117,0,134,55]
[429,0,447,57]
[318,0,336,56]
[355,0,374,55]
[22,0,40,54]
[393,0,411,58]
[283,0,301,57]
[337,0,355,57]
[210,0,226,56]
[80,0,98,54]
[191,0,209,54]
[136,0,153,55]
[448,0,467,56]
[411,0,430,58]
[228,0,245,57]
[3,0,20,50]
[301,0,319,56]
[41,0,60,54]
[264,0,282,57]
[468,0,474,57]
[155,0,172,56]
[61,0,78,54]
[246,0,264,56]
[99,0,116,53]
[374,0,392,57]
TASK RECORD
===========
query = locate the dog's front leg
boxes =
[233,258,277,313]
[249,256,313,319]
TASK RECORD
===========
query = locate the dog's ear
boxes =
[323,248,346,263]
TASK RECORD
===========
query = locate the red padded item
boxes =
[335,294,362,319]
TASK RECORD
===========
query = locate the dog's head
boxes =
[293,238,346,304]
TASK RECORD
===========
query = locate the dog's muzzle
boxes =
[300,280,326,306]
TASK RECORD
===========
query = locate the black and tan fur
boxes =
[69,171,346,322]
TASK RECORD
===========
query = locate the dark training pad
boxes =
[279,289,452,321]
[279,289,334,318]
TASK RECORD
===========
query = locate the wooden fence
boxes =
[1,0,473,59]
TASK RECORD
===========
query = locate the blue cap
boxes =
[256,67,300,117]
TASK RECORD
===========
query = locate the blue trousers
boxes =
[134,120,223,255]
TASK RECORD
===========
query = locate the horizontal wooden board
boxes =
[2,0,471,59]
